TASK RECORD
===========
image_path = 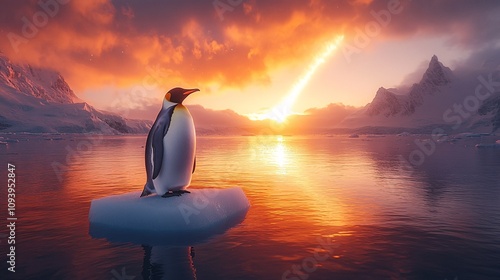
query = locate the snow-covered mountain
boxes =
[0,52,80,104]
[477,95,500,131]
[339,55,500,133]
[0,53,151,133]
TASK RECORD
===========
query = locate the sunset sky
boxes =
[1,0,499,121]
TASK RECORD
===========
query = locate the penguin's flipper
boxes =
[140,187,152,197]
[152,105,176,180]
[192,156,196,173]
[140,181,155,197]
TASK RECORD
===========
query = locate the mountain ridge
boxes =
[1,52,498,135]
[339,55,500,133]
[0,53,152,134]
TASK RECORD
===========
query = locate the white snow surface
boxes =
[89,187,250,239]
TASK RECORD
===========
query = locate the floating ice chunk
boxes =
[475,142,500,148]
[89,187,250,245]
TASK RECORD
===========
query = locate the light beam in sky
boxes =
[249,35,344,123]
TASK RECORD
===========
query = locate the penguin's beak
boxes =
[183,88,200,96]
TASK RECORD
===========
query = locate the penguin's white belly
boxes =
[153,105,195,194]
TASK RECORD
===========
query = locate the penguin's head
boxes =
[164,87,199,104]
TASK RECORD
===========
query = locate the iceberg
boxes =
[475,140,500,148]
[89,187,250,245]
[476,141,500,149]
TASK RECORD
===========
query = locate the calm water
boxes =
[0,134,499,280]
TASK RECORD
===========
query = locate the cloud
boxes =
[454,46,500,74]
[384,0,500,47]
[192,103,355,134]
[0,0,498,95]
[400,59,429,86]
[289,103,359,132]
[0,0,355,92]
[106,100,358,135]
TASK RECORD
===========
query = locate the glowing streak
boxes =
[249,35,344,123]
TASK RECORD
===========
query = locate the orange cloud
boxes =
[0,0,498,96]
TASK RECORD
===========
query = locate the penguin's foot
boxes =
[162,190,191,198]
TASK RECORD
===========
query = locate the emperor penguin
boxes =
[141,87,199,198]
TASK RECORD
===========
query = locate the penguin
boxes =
[141,87,199,198]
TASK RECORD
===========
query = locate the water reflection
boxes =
[272,143,288,174]
[142,246,196,280]
[246,135,377,231]
[0,134,499,279]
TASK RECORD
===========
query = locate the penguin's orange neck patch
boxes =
[164,92,171,101]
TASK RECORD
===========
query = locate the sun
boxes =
[248,35,344,123]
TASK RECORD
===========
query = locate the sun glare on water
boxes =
[249,35,344,123]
